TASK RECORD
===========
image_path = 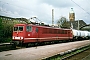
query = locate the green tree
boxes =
[57,16,69,28]
[0,18,3,43]
[2,20,14,42]
[0,17,28,43]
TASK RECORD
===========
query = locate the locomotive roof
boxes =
[14,24,72,30]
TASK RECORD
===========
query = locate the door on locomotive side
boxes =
[25,25,39,43]
[25,25,33,43]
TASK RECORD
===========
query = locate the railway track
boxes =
[43,44,90,60]
[0,40,89,52]
[0,40,90,60]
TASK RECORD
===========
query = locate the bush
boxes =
[0,37,12,43]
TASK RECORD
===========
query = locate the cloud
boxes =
[40,0,74,8]
[0,0,90,24]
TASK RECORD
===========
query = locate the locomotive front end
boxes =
[12,24,25,45]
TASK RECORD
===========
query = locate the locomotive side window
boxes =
[36,28,38,32]
[26,26,32,32]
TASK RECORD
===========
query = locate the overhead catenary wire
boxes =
[71,0,90,16]
[1,0,90,20]
[71,0,90,15]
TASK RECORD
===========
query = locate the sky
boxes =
[0,0,90,25]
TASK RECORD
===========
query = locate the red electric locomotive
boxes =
[12,24,73,46]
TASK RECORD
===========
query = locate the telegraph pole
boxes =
[78,20,79,30]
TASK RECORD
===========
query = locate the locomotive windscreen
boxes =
[14,26,23,31]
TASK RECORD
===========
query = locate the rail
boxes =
[43,44,90,60]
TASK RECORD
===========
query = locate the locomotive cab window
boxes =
[14,26,23,31]
[14,27,18,31]
[19,26,23,31]
[26,26,32,32]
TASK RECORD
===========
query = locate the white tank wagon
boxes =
[72,29,90,40]
[77,30,81,38]
[88,32,90,39]
[80,31,85,39]
[72,29,80,40]
[84,31,89,39]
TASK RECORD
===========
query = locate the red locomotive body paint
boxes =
[12,24,73,45]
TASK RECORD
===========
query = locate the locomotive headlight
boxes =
[21,37,23,39]
[12,36,14,39]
